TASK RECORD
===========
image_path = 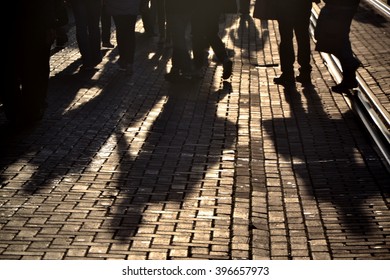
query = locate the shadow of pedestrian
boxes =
[109,80,237,248]
[262,84,390,245]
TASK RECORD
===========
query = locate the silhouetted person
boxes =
[4,1,60,127]
[106,0,141,74]
[274,0,320,87]
[68,0,102,71]
[191,0,233,79]
[315,0,361,93]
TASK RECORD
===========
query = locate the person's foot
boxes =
[296,73,312,86]
[331,79,358,93]
[274,75,295,87]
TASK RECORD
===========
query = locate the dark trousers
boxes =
[141,0,157,34]
[101,3,112,43]
[166,13,192,74]
[112,14,137,67]
[277,1,312,76]
[69,0,102,67]
[191,8,228,68]
[5,19,52,122]
[156,0,169,39]
[323,4,360,80]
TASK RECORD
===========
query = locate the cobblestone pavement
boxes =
[1,3,389,260]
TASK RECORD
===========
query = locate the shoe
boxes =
[274,75,295,87]
[296,73,312,85]
[222,59,233,79]
[102,42,114,48]
[331,79,358,93]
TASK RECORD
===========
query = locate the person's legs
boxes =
[206,14,232,79]
[294,2,312,84]
[191,13,209,70]
[70,1,91,65]
[86,0,102,66]
[206,14,228,63]
[329,4,360,92]
[275,16,295,85]
[113,15,137,70]
[332,41,360,92]
[156,0,167,42]
[141,0,156,36]
[101,3,113,47]
[167,13,193,77]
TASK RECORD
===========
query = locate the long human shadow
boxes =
[0,54,101,186]
[0,31,168,194]
[228,13,270,66]
[262,85,390,239]
[110,80,237,242]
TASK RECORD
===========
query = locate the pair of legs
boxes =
[275,1,313,86]
[112,14,137,72]
[101,2,114,47]
[191,2,232,79]
[69,0,102,69]
[165,12,194,81]
[328,4,360,92]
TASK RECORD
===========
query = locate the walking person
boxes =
[191,0,233,80]
[315,0,361,93]
[273,0,320,87]
[68,0,102,71]
[106,0,141,74]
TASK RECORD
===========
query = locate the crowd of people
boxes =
[5,0,362,129]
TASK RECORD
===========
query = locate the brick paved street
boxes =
[1,3,389,260]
